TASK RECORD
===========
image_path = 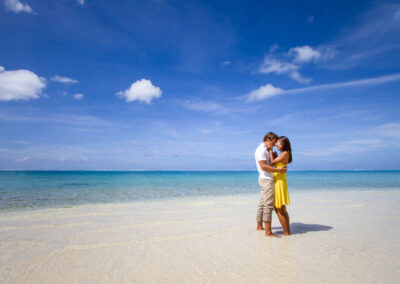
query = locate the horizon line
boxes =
[1,169,399,172]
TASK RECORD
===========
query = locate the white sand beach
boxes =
[1,189,399,283]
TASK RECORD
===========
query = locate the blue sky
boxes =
[0,0,400,170]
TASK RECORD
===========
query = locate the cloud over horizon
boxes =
[117,79,162,104]
[0,66,46,101]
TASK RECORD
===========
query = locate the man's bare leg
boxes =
[257,222,264,230]
[264,221,280,237]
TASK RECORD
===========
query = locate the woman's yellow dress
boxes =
[273,162,290,208]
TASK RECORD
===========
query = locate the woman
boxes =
[269,136,292,235]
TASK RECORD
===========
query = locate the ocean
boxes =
[1,170,400,211]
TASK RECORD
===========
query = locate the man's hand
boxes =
[278,167,287,173]
[272,151,278,159]
[259,161,287,174]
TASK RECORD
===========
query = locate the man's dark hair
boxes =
[263,132,278,142]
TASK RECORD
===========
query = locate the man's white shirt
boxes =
[255,143,273,180]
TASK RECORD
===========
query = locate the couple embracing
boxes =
[255,132,292,237]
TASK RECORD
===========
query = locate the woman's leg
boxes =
[282,205,290,234]
[274,206,290,235]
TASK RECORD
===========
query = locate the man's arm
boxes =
[259,160,286,173]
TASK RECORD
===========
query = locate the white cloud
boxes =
[247,73,400,101]
[77,0,84,5]
[289,45,321,63]
[285,73,400,95]
[221,61,231,66]
[260,56,297,74]
[4,0,33,13]
[0,66,46,101]
[73,93,84,100]
[51,75,78,84]
[289,71,311,84]
[259,52,311,84]
[259,45,335,83]
[117,79,162,104]
[247,84,284,101]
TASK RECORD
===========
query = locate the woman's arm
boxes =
[269,151,289,165]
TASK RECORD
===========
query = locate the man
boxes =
[255,132,287,237]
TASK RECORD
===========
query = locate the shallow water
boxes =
[1,170,399,211]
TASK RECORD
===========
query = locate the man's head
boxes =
[263,132,278,148]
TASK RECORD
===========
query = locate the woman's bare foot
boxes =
[283,231,291,236]
[265,232,281,238]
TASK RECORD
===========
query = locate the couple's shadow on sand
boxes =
[272,223,333,235]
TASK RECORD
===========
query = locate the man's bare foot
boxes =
[283,231,291,236]
[257,226,264,230]
[265,232,281,238]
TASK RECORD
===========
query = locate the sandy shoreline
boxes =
[1,190,399,283]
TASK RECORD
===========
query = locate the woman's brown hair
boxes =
[278,136,292,163]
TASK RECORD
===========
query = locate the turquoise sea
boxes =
[1,171,400,211]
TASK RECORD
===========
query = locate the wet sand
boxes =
[1,190,399,283]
